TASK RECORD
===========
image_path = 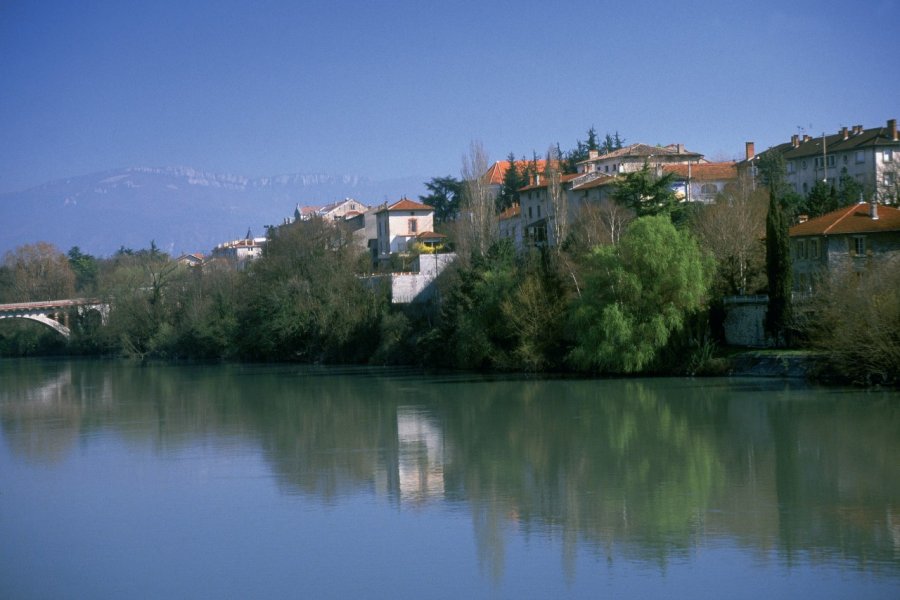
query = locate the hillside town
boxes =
[199,118,900,298]
[2,118,899,384]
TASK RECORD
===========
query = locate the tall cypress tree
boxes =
[759,151,792,346]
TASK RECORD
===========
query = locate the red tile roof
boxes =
[482,160,550,185]
[498,204,521,221]
[381,198,432,212]
[790,203,900,237]
[662,161,738,180]
[416,231,447,240]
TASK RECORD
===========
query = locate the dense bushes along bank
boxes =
[3,213,898,385]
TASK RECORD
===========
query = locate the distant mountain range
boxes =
[0,167,427,257]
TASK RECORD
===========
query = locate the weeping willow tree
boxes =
[569,215,712,373]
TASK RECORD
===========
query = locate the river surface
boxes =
[1,359,898,599]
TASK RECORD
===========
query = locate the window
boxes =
[885,149,894,162]
[537,205,541,218]
[885,172,896,186]
[528,206,533,219]
[851,236,866,256]
[700,183,717,196]
[803,182,808,194]
[856,150,865,164]
[801,160,807,170]
[787,161,795,173]
[810,238,820,259]
[795,240,807,259]
[828,155,835,167]
[843,154,848,164]
[408,218,417,234]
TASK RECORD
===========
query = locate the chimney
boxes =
[855,124,863,135]
[588,149,599,160]
[534,173,541,186]
[676,143,685,154]
[791,134,799,148]
[841,126,848,140]
[803,134,811,143]
[798,214,809,223]
[889,118,898,141]
[745,141,755,160]
[870,201,879,220]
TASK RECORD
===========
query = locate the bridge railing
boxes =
[0,298,104,312]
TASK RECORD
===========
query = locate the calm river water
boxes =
[1,359,898,599]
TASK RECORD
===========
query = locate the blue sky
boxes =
[1,0,898,193]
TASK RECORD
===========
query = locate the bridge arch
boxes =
[0,313,72,338]
[0,299,109,341]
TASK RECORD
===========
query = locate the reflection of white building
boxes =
[396,407,445,503]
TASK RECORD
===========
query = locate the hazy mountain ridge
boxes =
[0,167,426,257]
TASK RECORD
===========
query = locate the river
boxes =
[1,359,898,599]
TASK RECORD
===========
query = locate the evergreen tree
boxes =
[497,152,525,212]
[805,180,838,218]
[836,172,864,207]
[586,127,599,151]
[612,163,681,221]
[759,151,792,346]
[420,176,462,223]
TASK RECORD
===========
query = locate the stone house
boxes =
[789,202,900,291]
[375,198,435,258]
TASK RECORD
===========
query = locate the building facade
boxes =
[788,202,900,291]
[375,198,435,257]
[744,119,900,203]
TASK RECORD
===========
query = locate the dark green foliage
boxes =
[612,164,682,222]
[804,180,839,219]
[759,151,793,346]
[0,319,67,356]
[586,126,598,151]
[100,247,187,358]
[420,176,462,223]
[236,218,385,362]
[423,240,571,371]
[836,172,864,207]
[67,246,100,294]
[496,153,525,212]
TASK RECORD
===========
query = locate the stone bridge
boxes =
[0,298,109,339]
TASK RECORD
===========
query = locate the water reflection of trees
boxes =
[2,361,898,576]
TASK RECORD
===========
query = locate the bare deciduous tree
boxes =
[459,140,498,261]
[690,177,768,296]
[568,200,634,248]
[544,146,569,253]
[3,242,76,301]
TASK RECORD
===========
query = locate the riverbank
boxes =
[727,349,820,379]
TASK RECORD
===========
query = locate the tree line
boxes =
[2,134,897,384]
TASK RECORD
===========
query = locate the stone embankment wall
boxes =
[722,295,772,348]
[390,253,456,303]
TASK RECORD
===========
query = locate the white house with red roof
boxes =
[789,201,900,290]
[663,162,738,203]
[375,198,435,257]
